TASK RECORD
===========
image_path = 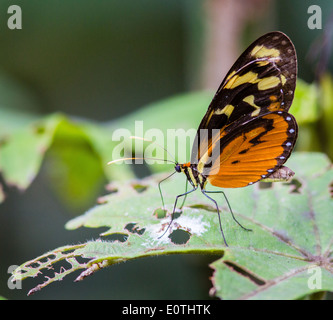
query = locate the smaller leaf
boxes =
[0,114,63,189]
[290,79,320,124]
[44,119,106,210]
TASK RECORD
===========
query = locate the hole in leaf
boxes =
[75,256,94,265]
[224,261,266,286]
[26,262,41,269]
[125,222,136,232]
[330,181,333,198]
[153,208,167,219]
[39,254,57,263]
[103,233,129,242]
[132,183,148,193]
[15,269,27,275]
[125,223,145,235]
[61,248,77,255]
[172,208,183,219]
[169,229,191,245]
[40,259,73,277]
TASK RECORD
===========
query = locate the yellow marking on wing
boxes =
[204,112,214,127]
[224,71,280,91]
[251,45,280,58]
[258,76,280,90]
[225,70,236,82]
[224,71,259,89]
[243,95,261,117]
[197,146,214,174]
[215,104,235,117]
[256,60,270,67]
[280,74,287,86]
[204,105,235,129]
[197,130,222,174]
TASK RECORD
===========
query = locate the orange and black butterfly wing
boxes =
[200,111,298,188]
[191,31,297,163]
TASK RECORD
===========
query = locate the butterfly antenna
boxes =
[108,157,176,165]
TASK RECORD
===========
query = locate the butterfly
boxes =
[166,31,298,246]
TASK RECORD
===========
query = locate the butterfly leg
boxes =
[201,190,228,246]
[203,190,252,232]
[158,171,177,210]
[158,186,197,239]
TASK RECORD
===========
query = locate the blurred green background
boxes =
[0,0,332,299]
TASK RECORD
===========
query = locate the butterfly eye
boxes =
[175,164,181,173]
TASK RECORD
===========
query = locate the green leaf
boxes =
[319,74,333,159]
[290,79,320,125]
[0,113,62,189]
[43,118,107,210]
[11,152,333,299]
[0,112,112,210]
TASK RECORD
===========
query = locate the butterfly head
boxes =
[175,162,192,173]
